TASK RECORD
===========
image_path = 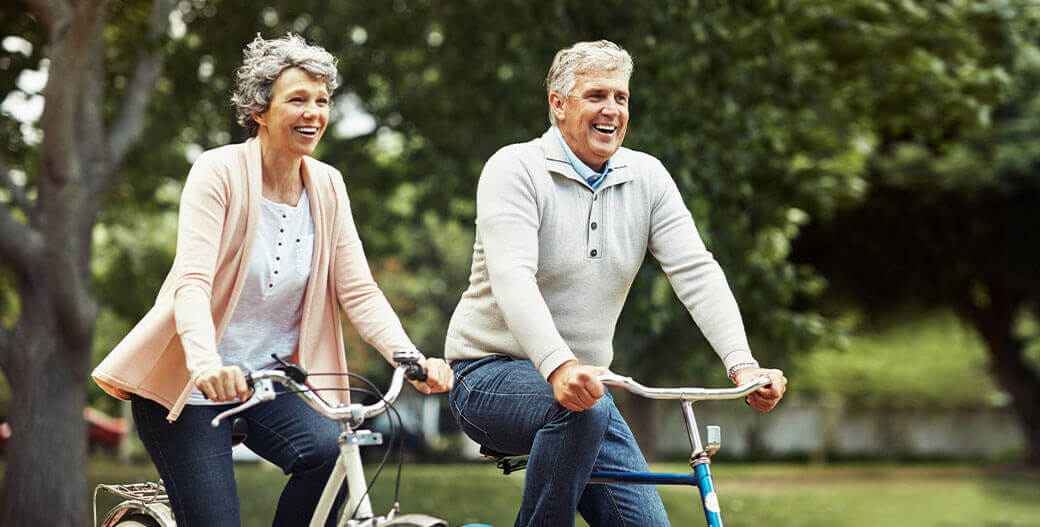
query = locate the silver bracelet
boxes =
[727,361,760,382]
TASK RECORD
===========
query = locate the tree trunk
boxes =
[0,0,172,523]
[0,285,90,524]
[964,297,1040,467]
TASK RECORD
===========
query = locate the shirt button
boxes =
[591,222,598,230]
[590,249,598,257]
[274,270,278,274]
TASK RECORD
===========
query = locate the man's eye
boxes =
[616,96,629,105]
[586,95,603,102]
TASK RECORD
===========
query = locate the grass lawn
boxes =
[86,458,1040,526]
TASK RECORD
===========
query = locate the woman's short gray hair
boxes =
[545,40,633,126]
[231,33,339,136]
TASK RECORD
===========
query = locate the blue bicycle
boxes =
[476,373,771,527]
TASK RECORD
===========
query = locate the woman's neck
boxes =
[257,134,304,205]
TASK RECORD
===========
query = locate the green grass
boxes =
[88,458,1040,527]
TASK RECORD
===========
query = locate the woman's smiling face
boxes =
[253,67,330,158]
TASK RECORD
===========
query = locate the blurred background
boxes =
[1,0,1039,525]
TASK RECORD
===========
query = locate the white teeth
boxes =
[295,127,318,134]
[593,124,616,133]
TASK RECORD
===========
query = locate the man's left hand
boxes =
[732,368,787,412]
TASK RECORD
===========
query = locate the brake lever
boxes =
[210,377,278,428]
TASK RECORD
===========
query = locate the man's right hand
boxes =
[548,360,608,411]
[194,366,250,402]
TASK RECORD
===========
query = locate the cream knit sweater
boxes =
[445,129,756,378]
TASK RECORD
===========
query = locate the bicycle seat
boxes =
[479,445,529,475]
[478,445,519,458]
[230,417,249,446]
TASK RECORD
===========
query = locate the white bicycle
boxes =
[94,350,446,527]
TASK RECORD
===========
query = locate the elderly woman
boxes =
[92,34,452,526]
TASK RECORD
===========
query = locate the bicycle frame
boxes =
[588,373,770,527]
[208,351,442,527]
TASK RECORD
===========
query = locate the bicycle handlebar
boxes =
[598,372,771,401]
[210,350,426,428]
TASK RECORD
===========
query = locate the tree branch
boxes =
[0,157,34,219]
[104,0,177,183]
[0,203,44,280]
[0,323,11,367]
[24,0,73,42]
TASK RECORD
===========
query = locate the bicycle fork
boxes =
[682,401,723,527]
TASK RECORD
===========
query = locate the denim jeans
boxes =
[450,356,669,527]
[131,386,346,527]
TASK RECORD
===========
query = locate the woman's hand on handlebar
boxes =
[408,358,454,394]
[195,366,251,402]
[732,367,787,412]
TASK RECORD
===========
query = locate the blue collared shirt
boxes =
[553,126,613,191]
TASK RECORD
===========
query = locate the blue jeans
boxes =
[450,356,669,527]
[132,387,346,527]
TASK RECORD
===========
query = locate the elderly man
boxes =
[444,40,787,526]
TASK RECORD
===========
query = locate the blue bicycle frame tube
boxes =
[587,471,699,485]
[588,463,723,527]
[695,462,723,527]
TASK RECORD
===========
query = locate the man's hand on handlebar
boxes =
[195,366,252,402]
[408,358,454,394]
[732,367,787,412]
[548,360,609,412]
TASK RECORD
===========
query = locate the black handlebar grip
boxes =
[405,363,428,382]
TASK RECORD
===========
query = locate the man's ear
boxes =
[548,92,567,123]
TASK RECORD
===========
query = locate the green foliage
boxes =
[7,0,1017,385]
[791,310,1005,407]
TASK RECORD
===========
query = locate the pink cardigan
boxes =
[92,138,415,420]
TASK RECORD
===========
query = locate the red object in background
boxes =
[84,407,128,450]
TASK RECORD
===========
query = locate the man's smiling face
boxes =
[551,69,630,172]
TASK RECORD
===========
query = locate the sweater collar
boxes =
[541,128,633,190]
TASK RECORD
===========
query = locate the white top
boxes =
[187,190,315,405]
[445,129,756,379]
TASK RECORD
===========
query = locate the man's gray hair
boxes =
[231,33,339,136]
[545,40,633,126]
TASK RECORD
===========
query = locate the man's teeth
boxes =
[593,124,616,133]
